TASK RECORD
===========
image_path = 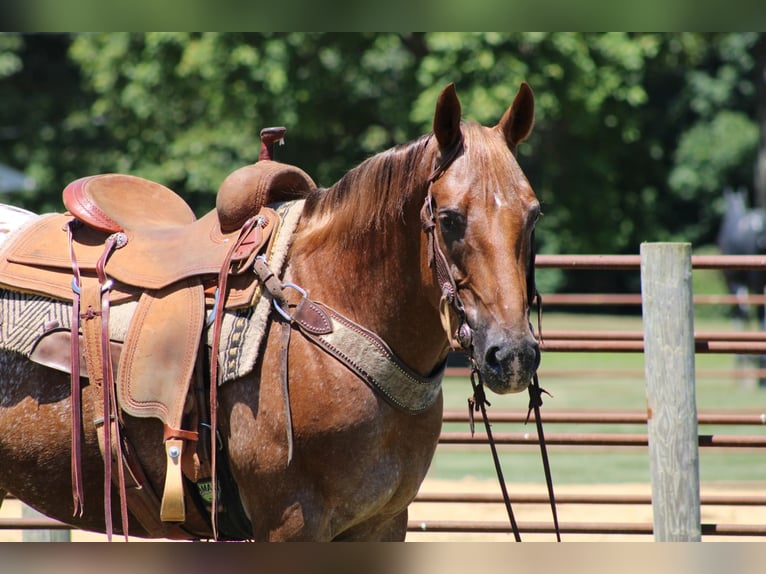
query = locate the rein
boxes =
[421,152,561,542]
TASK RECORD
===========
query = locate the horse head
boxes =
[428,83,540,394]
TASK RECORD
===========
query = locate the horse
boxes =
[717,187,766,385]
[0,82,541,541]
[717,188,766,323]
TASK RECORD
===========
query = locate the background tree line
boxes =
[1,32,764,294]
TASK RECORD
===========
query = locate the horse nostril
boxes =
[485,345,504,373]
[532,342,541,371]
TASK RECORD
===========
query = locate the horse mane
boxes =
[291,122,515,254]
[294,133,440,251]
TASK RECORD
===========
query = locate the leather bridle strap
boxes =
[468,367,521,541]
[420,190,471,350]
[421,161,560,542]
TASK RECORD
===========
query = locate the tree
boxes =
[1,33,761,295]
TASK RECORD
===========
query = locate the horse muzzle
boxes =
[473,328,540,394]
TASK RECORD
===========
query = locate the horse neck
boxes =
[289,164,448,376]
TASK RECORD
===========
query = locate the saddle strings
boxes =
[95,231,130,542]
[65,220,85,519]
[208,214,263,540]
[66,221,130,541]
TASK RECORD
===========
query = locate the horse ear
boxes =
[497,82,535,154]
[433,83,462,149]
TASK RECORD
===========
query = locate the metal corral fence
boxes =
[409,246,766,541]
[3,246,766,541]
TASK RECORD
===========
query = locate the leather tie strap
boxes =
[98,232,130,541]
[65,220,85,518]
[67,220,130,541]
[279,320,294,464]
[208,214,265,539]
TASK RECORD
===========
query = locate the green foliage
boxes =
[1,33,763,296]
[671,112,759,196]
[0,35,22,78]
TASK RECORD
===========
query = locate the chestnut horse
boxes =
[0,82,540,541]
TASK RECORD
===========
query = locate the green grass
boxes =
[426,312,766,485]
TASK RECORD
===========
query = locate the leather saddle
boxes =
[0,127,315,533]
[1,159,313,301]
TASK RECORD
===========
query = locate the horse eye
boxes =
[438,210,466,241]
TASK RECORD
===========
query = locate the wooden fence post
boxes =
[640,242,701,541]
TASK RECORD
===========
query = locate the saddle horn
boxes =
[259,127,287,161]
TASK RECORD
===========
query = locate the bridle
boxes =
[420,138,561,542]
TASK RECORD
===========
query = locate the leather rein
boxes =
[420,142,561,542]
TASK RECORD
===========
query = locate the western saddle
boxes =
[0,127,315,539]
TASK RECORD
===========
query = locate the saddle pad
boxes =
[210,199,305,383]
[0,289,135,358]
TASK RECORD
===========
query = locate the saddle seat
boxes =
[58,159,315,292]
[64,173,197,234]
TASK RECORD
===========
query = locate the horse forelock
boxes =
[447,123,533,210]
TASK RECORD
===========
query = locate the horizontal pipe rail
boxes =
[539,330,766,342]
[439,432,766,448]
[6,515,762,538]
[446,366,766,380]
[441,410,766,426]
[536,255,642,270]
[533,329,766,353]
[542,293,766,306]
[537,339,766,353]
[414,492,766,506]
[536,254,766,271]
[0,518,73,530]
[407,520,766,536]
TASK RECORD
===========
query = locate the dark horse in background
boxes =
[717,187,766,386]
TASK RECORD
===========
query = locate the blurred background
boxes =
[2,32,764,302]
